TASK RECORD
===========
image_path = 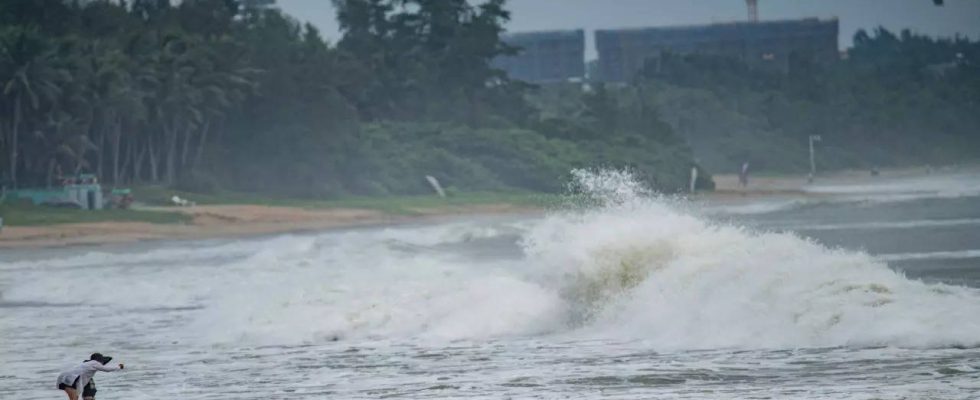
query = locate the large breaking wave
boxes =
[2,170,979,350]
[525,169,980,349]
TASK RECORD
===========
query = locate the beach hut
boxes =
[64,174,103,210]
[8,174,104,210]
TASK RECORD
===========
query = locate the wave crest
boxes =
[524,169,980,349]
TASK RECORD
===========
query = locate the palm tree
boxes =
[72,40,140,185]
[186,36,257,175]
[154,32,204,185]
[38,110,96,187]
[0,27,66,188]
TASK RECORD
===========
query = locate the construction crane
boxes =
[746,0,758,22]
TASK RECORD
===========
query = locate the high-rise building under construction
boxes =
[493,29,586,83]
[595,18,839,82]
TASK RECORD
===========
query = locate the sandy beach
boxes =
[0,203,536,249]
[0,166,951,249]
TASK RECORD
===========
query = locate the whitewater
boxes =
[2,170,979,399]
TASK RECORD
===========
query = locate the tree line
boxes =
[8,1,970,197]
[0,0,699,197]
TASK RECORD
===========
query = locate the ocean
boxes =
[2,169,978,399]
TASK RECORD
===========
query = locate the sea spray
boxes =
[524,169,980,349]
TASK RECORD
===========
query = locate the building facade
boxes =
[596,18,839,82]
[494,29,586,83]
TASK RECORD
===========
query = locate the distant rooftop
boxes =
[502,29,585,42]
[595,17,839,37]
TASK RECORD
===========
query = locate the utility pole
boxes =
[746,0,759,22]
[808,135,822,182]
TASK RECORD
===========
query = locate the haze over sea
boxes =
[2,169,979,399]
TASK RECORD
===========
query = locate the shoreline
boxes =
[0,165,959,249]
[0,203,539,250]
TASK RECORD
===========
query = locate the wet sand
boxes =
[714,166,939,193]
[707,165,956,202]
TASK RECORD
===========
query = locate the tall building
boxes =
[596,18,839,82]
[494,29,586,83]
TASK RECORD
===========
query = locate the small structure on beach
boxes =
[64,174,104,210]
[8,174,104,210]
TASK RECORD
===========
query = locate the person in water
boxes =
[56,353,124,400]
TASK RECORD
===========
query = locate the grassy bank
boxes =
[135,186,558,214]
[0,188,557,227]
[0,201,192,227]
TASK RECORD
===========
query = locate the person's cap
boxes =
[89,353,112,364]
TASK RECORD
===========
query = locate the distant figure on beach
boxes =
[738,161,750,187]
[56,353,124,400]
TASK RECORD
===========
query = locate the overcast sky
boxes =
[276,0,980,59]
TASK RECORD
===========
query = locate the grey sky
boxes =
[276,0,980,59]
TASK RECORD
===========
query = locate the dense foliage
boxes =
[636,28,980,174]
[0,0,700,197]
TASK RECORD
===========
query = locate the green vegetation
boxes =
[0,0,701,200]
[5,0,971,203]
[0,200,190,226]
[632,28,980,174]
[133,184,558,215]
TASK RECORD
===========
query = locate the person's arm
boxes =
[93,363,122,372]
